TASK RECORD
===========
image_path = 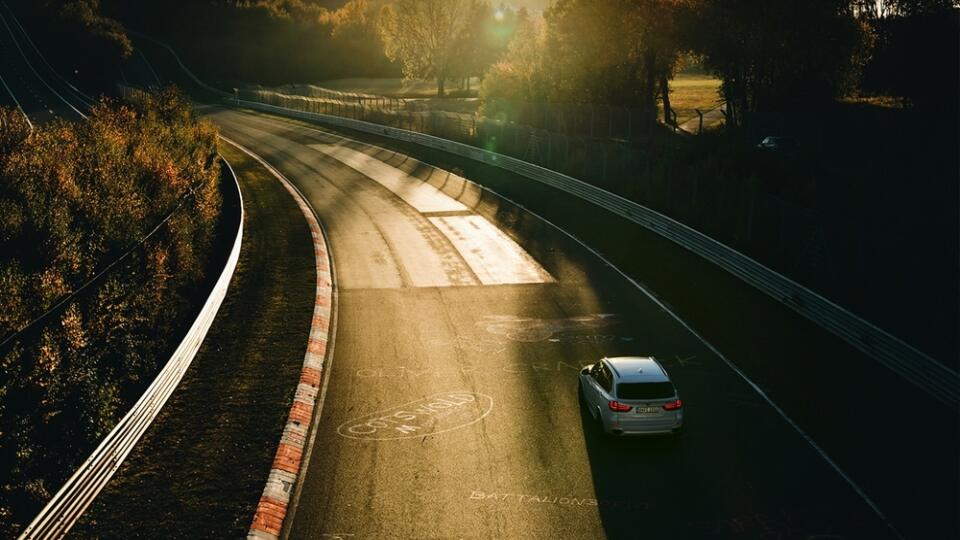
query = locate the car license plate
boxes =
[636,407,659,414]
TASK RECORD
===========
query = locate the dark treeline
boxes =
[6,1,399,88]
[860,8,959,107]
[5,0,133,90]
[481,0,958,131]
[103,0,400,85]
[15,1,955,130]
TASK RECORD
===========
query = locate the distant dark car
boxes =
[755,136,798,151]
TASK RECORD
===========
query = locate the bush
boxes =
[0,87,222,535]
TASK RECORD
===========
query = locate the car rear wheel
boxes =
[593,408,606,434]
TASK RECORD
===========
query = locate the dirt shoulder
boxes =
[73,144,317,538]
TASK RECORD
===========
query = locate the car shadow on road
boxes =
[576,384,708,539]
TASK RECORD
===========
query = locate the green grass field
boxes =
[665,73,723,126]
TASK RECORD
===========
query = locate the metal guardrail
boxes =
[232,98,959,408]
[127,30,232,99]
[18,159,245,540]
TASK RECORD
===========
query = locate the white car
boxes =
[579,356,683,436]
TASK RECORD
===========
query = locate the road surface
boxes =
[209,107,895,540]
[0,4,86,124]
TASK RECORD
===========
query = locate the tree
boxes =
[379,0,473,96]
[849,0,958,18]
[685,0,871,127]
[479,8,548,112]
[481,0,685,129]
[449,1,519,91]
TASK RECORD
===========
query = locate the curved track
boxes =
[209,108,896,540]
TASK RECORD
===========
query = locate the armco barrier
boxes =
[232,98,959,409]
[18,158,244,540]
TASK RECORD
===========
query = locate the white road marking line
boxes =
[309,143,468,214]
[309,142,549,287]
[336,391,494,441]
[480,314,617,342]
[468,489,654,511]
[428,215,553,285]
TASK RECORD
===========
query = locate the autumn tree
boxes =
[685,0,871,126]
[0,90,222,534]
[448,2,521,91]
[378,0,473,96]
[481,0,685,129]
[480,8,547,107]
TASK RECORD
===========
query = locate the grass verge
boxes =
[665,73,723,125]
[72,143,316,538]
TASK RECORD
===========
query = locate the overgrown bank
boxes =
[72,142,316,539]
[0,89,225,535]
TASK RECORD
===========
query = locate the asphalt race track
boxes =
[208,108,896,540]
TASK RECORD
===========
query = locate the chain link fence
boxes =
[239,86,839,286]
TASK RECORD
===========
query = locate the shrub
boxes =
[0,87,222,535]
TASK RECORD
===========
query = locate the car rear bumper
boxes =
[605,413,682,435]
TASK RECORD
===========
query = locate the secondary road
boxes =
[209,107,895,540]
[0,4,86,124]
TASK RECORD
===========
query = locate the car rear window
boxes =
[616,382,675,400]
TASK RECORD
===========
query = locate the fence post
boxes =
[590,105,595,138]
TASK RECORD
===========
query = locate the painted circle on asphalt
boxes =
[337,391,494,441]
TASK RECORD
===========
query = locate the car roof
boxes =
[602,356,670,383]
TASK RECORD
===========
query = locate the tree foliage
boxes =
[448,2,520,87]
[0,89,222,536]
[379,0,474,96]
[480,0,921,129]
[684,0,871,126]
[7,0,134,91]
[96,0,397,85]
[482,0,684,127]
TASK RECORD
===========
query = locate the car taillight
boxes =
[608,400,632,412]
[662,399,683,411]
